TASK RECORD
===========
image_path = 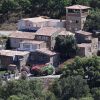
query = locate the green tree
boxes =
[43,90,57,100]
[29,80,43,98]
[61,56,100,88]
[79,96,94,100]
[1,0,18,14]
[0,80,32,99]
[51,76,90,100]
[7,95,21,100]
[54,35,77,59]
[91,88,100,100]
[84,9,100,31]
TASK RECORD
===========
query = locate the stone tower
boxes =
[66,5,90,32]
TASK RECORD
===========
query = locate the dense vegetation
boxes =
[51,56,100,100]
[0,56,100,100]
[54,35,77,60]
[0,0,100,100]
[0,79,56,100]
[0,0,100,31]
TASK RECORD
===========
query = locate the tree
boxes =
[1,0,18,14]
[54,35,78,59]
[91,88,100,100]
[17,0,31,14]
[7,95,21,100]
[41,65,54,75]
[51,75,90,100]
[61,56,100,88]
[0,79,46,100]
[0,80,32,99]
[42,90,57,100]
[79,97,94,100]
[84,9,100,31]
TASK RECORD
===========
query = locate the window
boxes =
[45,36,48,41]
[23,44,30,49]
[38,36,41,40]
[76,20,79,24]
[42,36,45,40]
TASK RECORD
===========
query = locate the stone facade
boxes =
[3,5,98,69]
[76,31,98,57]
[18,40,46,52]
[66,5,90,32]
[28,51,59,67]
[35,27,62,50]
[75,30,92,43]
[9,31,35,49]
[17,17,66,31]
[78,43,93,57]
[0,50,29,71]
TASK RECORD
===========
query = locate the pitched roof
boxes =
[22,17,49,23]
[66,5,90,10]
[36,48,57,56]
[9,31,35,39]
[78,43,91,48]
[59,31,74,36]
[36,27,61,36]
[0,50,29,57]
[76,30,92,36]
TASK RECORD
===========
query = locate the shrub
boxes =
[31,66,42,76]
[7,95,21,100]
[41,65,54,76]
[91,88,100,100]
[31,64,54,76]
[55,66,66,75]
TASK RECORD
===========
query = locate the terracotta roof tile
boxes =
[0,50,29,56]
[9,31,35,39]
[66,5,90,9]
[36,27,61,36]
[59,31,74,36]
[78,43,91,48]
[36,48,57,56]
[22,17,49,23]
[76,30,92,36]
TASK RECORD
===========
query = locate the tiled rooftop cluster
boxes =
[0,4,98,69]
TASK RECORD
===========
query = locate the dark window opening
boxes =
[76,20,79,24]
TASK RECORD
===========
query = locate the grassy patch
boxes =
[0,71,6,75]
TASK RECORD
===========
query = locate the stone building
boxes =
[9,31,35,49]
[78,43,92,57]
[30,48,59,67]
[35,27,62,50]
[2,4,98,69]
[17,16,66,32]
[76,30,98,57]
[0,50,29,71]
[75,30,92,43]
[66,5,90,32]
[17,17,49,32]
[18,40,46,52]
